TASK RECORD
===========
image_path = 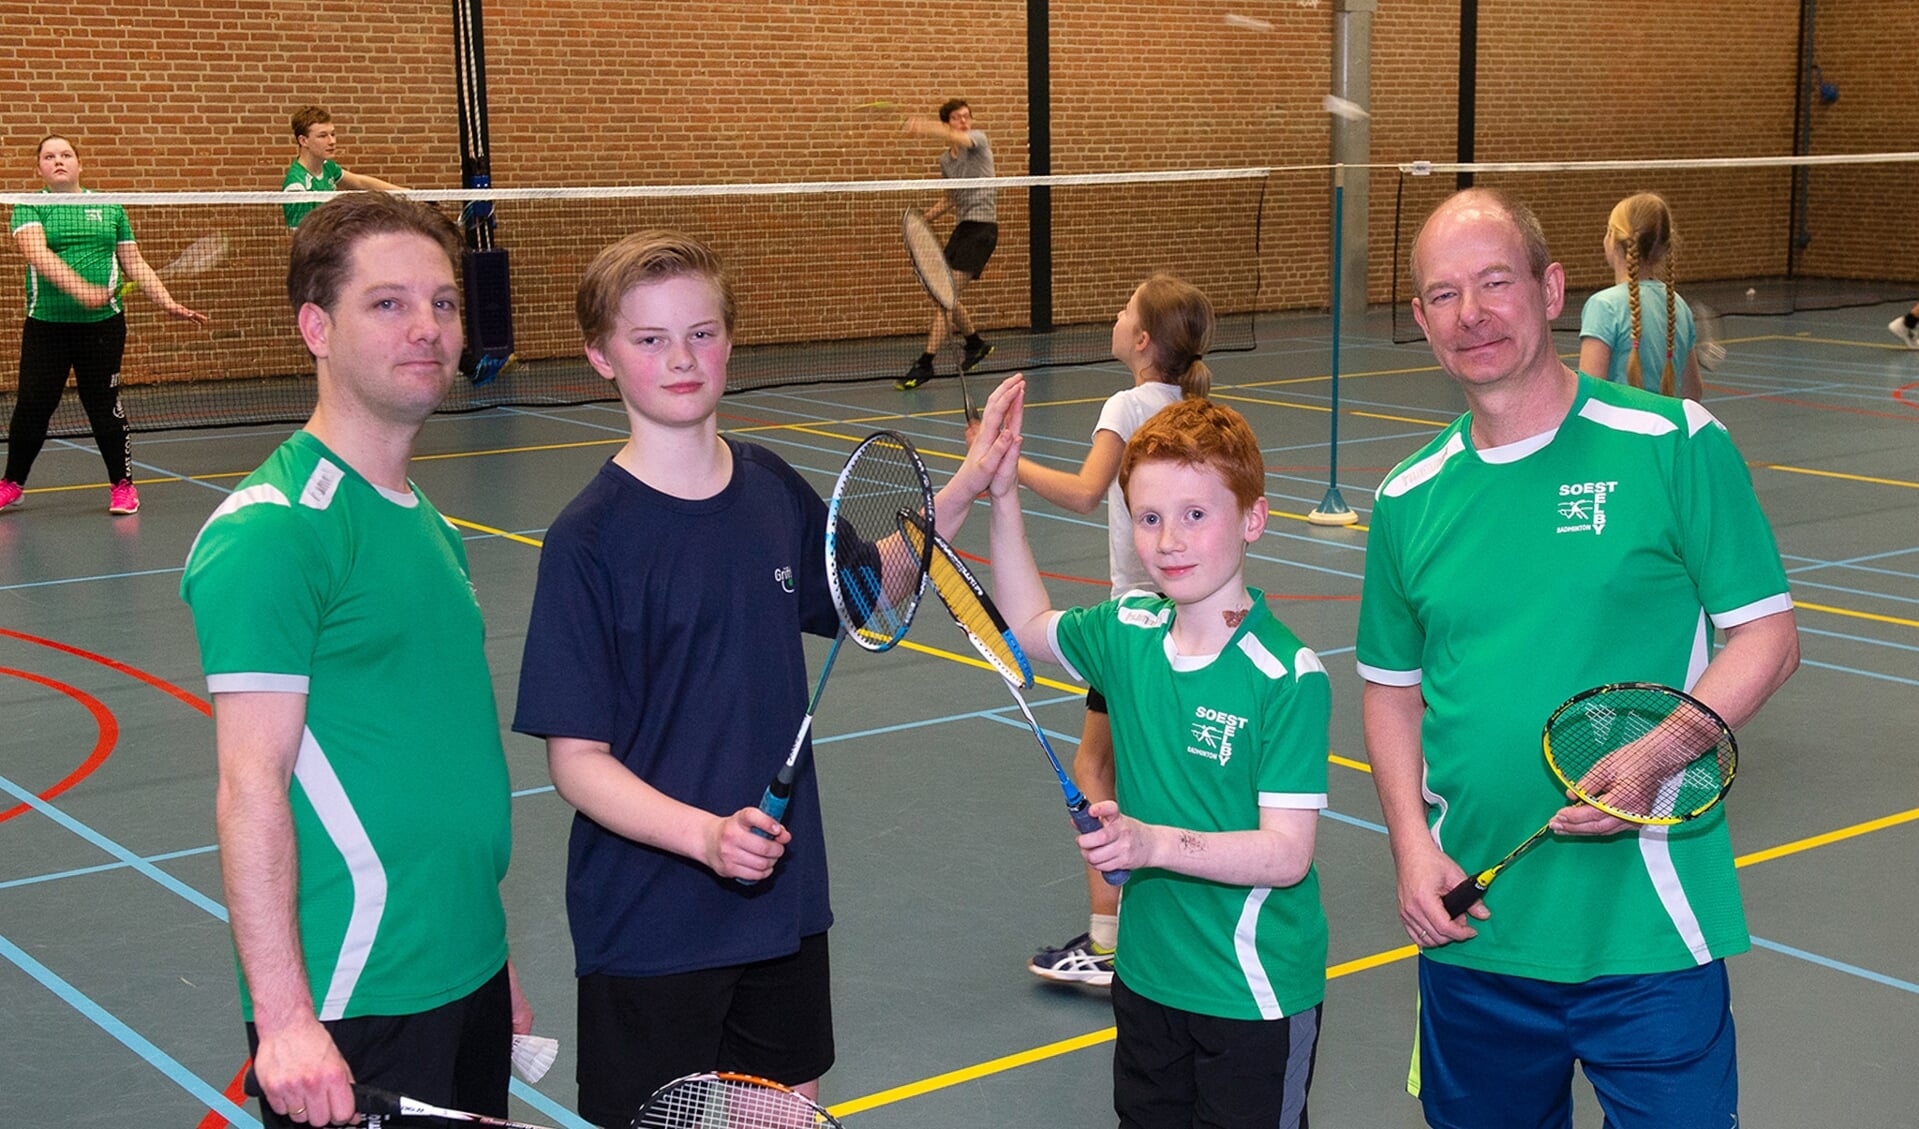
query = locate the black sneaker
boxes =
[962,339,995,373]
[897,357,936,391]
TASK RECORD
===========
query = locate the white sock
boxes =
[1089,913,1119,951]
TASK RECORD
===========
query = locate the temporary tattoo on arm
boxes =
[1178,830,1204,855]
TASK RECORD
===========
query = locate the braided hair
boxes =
[1606,193,1681,396]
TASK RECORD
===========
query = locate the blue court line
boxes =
[1783,577,1919,608]
[1320,809,1389,835]
[1794,658,1919,688]
[510,1080,596,1129]
[0,931,260,1127]
[1798,626,1919,654]
[0,776,593,1127]
[1749,937,1919,996]
[0,565,185,592]
[0,771,229,921]
[0,844,218,892]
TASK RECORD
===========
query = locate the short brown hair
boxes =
[576,229,737,346]
[286,192,462,313]
[291,106,331,140]
[939,98,969,123]
[1119,398,1266,513]
[37,134,76,159]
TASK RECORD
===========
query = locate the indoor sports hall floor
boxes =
[2,300,1915,1128]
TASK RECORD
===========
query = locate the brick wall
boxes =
[3,0,1914,388]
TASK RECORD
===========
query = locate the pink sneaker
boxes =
[108,479,140,515]
[0,480,20,511]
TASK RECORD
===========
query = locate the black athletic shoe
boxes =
[961,339,995,373]
[897,357,936,390]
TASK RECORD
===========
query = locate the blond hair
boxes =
[1606,192,1682,396]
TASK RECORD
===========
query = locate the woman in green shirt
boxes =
[2,134,207,515]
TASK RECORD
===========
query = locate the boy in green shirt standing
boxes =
[282,106,405,229]
[984,384,1329,1129]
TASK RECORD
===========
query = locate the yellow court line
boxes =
[897,638,1084,696]
[1761,464,1919,490]
[1795,601,1919,630]
[826,797,1919,1117]
[1330,753,1373,775]
[1735,806,1919,868]
[443,515,545,549]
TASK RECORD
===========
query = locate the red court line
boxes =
[195,1060,251,1129]
[0,627,212,717]
[1895,382,1919,412]
[0,668,119,824]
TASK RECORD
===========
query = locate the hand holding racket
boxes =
[245,1069,554,1129]
[740,430,935,884]
[1693,301,1726,372]
[634,1071,845,1128]
[1439,682,1737,921]
[897,512,1128,885]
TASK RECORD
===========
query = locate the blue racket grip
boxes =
[1069,806,1130,886]
[736,787,790,886]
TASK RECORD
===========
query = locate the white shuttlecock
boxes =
[1223,13,1275,31]
[512,1033,560,1083]
[1323,94,1370,121]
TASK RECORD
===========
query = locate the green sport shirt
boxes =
[180,431,512,1021]
[1356,375,1792,982]
[10,190,131,323]
[1052,592,1331,1021]
[282,157,344,228]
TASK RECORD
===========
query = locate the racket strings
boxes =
[826,436,933,650]
[902,210,958,308]
[1547,688,1733,821]
[634,1076,832,1129]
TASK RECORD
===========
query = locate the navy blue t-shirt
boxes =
[514,440,839,977]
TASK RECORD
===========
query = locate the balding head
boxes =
[1412,188,1552,296]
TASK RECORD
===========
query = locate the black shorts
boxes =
[1086,686,1109,715]
[576,932,834,1128]
[1112,974,1321,1129]
[245,964,511,1129]
[944,221,998,279]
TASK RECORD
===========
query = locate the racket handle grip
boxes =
[1440,876,1485,920]
[241,1071,403,1117]
[1069,806,1130,886]
[736,786,791,886]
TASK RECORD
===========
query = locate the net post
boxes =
[1309,167,1358,527]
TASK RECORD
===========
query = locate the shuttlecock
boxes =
[1223,13,1275,31]
[1323,94,1370,121]
[1745,287,1757,298]
[512,1033,559,1083]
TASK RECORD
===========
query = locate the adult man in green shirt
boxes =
[281,106,404,229]
[1357,187,1799,1128]
[182,193,527,1128]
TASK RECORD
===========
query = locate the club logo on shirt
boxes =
[1189,704,1249,767]
[85,208,105,223]
[774,564,795,593]
[1555,480,1618,536]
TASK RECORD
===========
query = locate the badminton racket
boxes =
[900,208,977,421]
[632,1071,845,1129]
[741,430,935,881]
[244,1070,554,1129]
[897,511,1129,885]
[118,232,226,299]
[1693,301,1726,371]
[1440,682,1737,920]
